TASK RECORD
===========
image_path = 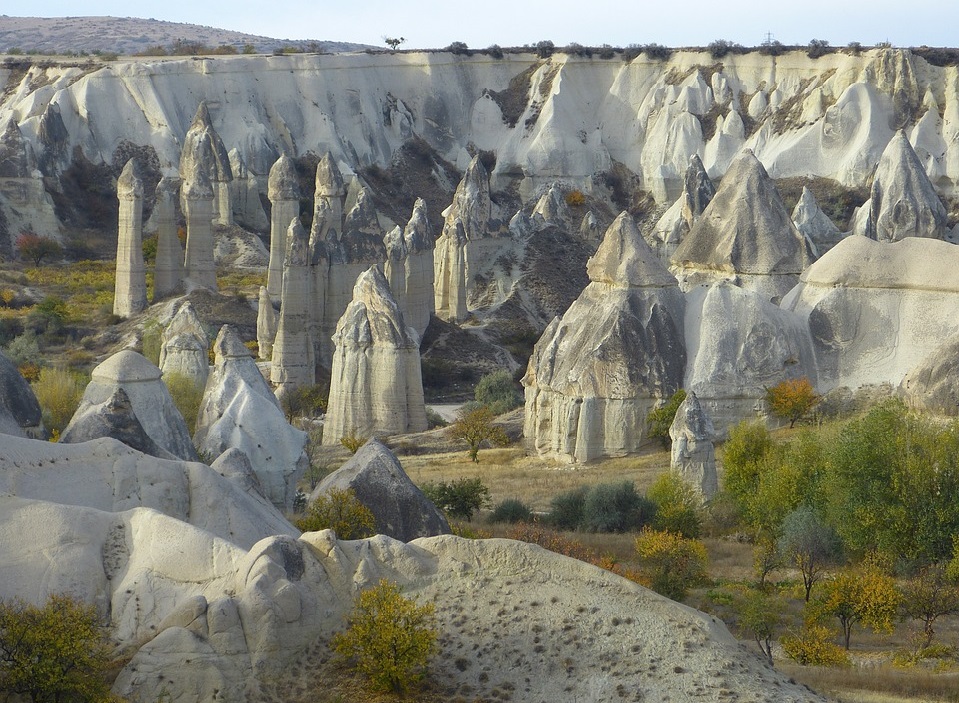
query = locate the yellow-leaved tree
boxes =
[811,556,901,650]
[294,487,376,539]
[765,377,819,428]
[634,527,708,601]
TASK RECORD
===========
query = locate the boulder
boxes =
[782,235,959,392]
[309,439,450,541]
[523,212,686,462]
[61,387,177,459]
[686,282,817,434]
[791,186,842,255]
[271,219,315,399]
[323,266,427,444]
[0,349,43,437]
[864,131,948,242]
[671,150,814,302]
[668,392,718,499]
[72,350,199,461]
[195,326,308,512]
[113,158,148,317]
[579,211,602,241]
[266,153,300,299]
[158,300,209,390]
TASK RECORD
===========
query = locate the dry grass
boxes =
[782,664,959,703]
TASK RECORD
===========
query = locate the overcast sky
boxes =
[10,1,958,50]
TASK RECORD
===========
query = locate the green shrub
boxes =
[4,331,40,366]
[634,527,709,600]
[331,580,436,695]
[294,487,376,539]
[581,481,655,533]
[425,407,448,428]
[547,486,588,530]
[489,498,533,524]
[163,372,204,434]
[26,296,69,338]
[340,429,368,454]
[32,367,87,436]
[474,369,522,415]
[647,472,703,538]
[646,389,686,448]
[281,382,328,422]
[421,477,490,521]
[781,624,850,666]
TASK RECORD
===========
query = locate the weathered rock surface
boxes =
[0,118,61,255]
[651,154,715,262]
[310,439,449,541]
[266,153,300,298]
[402,198,435,340]
[195,326,307,512]
[271,219,315,399]
[158,300,209,390]
[229,147,269,232]
[61,387,177,459]
[181,157,217,290]
[901,334,959,416]
[0,349,43,437]
[113,158,147,317]
[782,235,959,392]
[864,130,948,242]
[323,266,427,444]
[524,213,686,462]
[255,286,278,360]
[671,150,814,302]
[152,176,183,300]
[686,282,817,434]
[179,102,233,226]
[668,392,718,499]
[74,350,199,461]
[531,182,571,228]
[792,186,842,255]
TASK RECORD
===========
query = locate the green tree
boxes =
[765,377,819,428]
[900,564,959,649]
[294,487,376,539]
[645,389,686,449]
[421,477,490,521]
[0,594,115,703]
[448,406,509,462]
[634,527,709,601]
[812,559,900,650]
[735,588,784,665]
[647,472,702,538]
[580,481,655,533]
[473,369,522,415]
[15,233,62,268]
[331,579,437,695]
[781,623,850,667]
[778,506,840,602]
[720,420,773,513]
[383,36,405,51]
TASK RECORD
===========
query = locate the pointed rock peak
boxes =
[315,151,345,197]
[284,218,310,267]
[258,286,271,305]
[167,300,206,338]
[923,88,938,111]
[532,183,570,225]
[92,350,161,384]
[384,226,407,261]
[587,212,676,287]
[404,198,434,253]
[191,101,212,129]
[268,154,299,201]
[214,325,251,361]
[117,159,144,199]
[344,187,378,232]
[182,156,213,199]
[464,154,488,183]
[880,130,922,167]
[683,155,715,218]
[353,264,394,302]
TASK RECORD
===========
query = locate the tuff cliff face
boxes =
[2,48,958,243]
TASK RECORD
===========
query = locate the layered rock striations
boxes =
[271,219,315,399]
[782,235,959,392]
[323,266,427,444]
[0,118,61,255]
[671,150,814,302]
[524,213,686,462]
[668,391,718,499]
[863,131,948,242]
[402,197,435,339]
[113,159,148,317]
[151,176,183,300]
[195,326,307,511]
[181,157,217,290]
[158,300,209,390]
[266,153,300,299]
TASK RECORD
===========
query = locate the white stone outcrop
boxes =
[323,266,427,444]
[69,350,199,461]
[256,286,277,360]
[782,235,959,392]
[383,225,408,314]
[151,177,183,300]
[158,300,209,390]
[401,197,435,339]
[195,326,307,512]
[182,157,217,290]
[113,159,147,318]
[271,219,315,399]
[668,392,718,499]
[651,154,715,262]
[524,212,686,462]
[864,130,948,242]
[229,147,269,232]
[179,102,233,226]
[0,119,61,254]
[792,186,842,255]
[266,153,300,299]
[532,182,571,228]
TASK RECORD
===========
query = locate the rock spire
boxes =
[113,158,148,318]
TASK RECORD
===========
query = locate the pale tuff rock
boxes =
[158,300,209,390]
[668,392,718,499]
[782,235,959,392]
[901,334,959,416]
[703,110,746,178]
[71,350,199,461]
[60,387,177,460]
[792,186,842,255]
[256,286,278,360]
[651,155,715,262]
[434,155,492,321]
[671,150,814,302]
[323,266,427,445]
[228,148,269,232]
[266,153,300,299]
[195,326,307,512]
[179,102,234,226]
[523,213,686,462]
[182,157,217,290]
[402,197,435,340]
[685,282,817,435]
[114,158,147,318]
[0,349,43,438]
[864,131,948,242]
[271,219,315,399]
[579,210,602,241]
[151,177,183,300]
[0,119,61,255]
[383,225,408,314]
[310,439,450,541]
[532,182,571,228]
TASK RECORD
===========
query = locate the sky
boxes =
[9,1,959,50]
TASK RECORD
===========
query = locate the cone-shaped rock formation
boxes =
[668,392,718,499]
[113,159,147,317]
[158,301,209,390]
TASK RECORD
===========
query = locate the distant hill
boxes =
[0,15,372,55]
